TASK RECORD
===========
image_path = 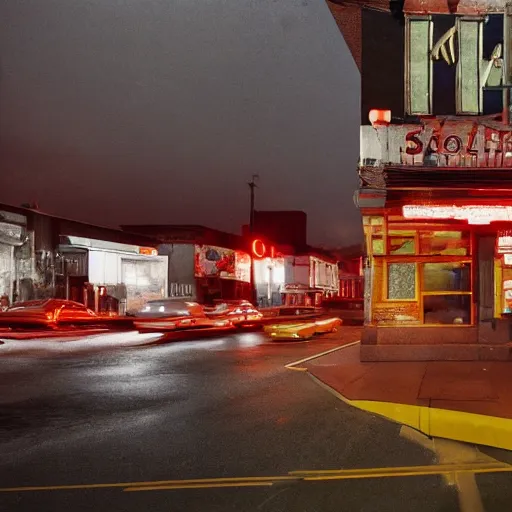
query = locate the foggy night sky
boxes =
[0,0,361,247]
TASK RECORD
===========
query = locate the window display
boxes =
[423,262,471,292]
[420,231,470,256]
[423,294,471,325]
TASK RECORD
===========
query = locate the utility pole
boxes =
[248,174,259,233]
[248,174,259,305]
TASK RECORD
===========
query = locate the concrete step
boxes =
[361,343,512,362]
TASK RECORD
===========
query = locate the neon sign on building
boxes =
[403,205,512,225]
[251,239,276,259]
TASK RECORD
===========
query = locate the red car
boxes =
[133,299,232,331]
[205,300,263,327]
[0,299,98,328]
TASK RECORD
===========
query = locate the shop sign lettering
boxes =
[402,121,512,167]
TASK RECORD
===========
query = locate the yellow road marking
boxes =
[2,461,512,494]
[0,476,297,493]
[284,340,360,370]
[291,462,511,480]
[124,482,273,492]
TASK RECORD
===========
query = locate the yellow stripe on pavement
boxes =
[291,462,512,480]
[124,482,273,492]
[284,341,360,370]
[2,461,512,494]
[0,476,297,493]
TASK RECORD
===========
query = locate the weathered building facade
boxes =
[329,0,512,360]
[0,204,167,313]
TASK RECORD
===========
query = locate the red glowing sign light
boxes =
[251,239,276,259]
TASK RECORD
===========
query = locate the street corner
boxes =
[290,342,512,453]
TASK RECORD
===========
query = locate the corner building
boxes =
[328,0,512,360]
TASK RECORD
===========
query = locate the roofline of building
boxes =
[120,224,244,238]
[328,0,390,12]
[0,202,161,247]
[0,202,117,231]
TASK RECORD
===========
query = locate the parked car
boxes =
[0,299,98,328]
[264,322,317,341]
[205,300,263,326]
[264,317,342,341]
[133,299,232,331]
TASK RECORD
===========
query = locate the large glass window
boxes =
[419,231,470,256]
[405,14,503,116]
[423,294,471,324]
[389,237,415,255]
[365,216,385,257]
[406,17,432,115]
[423,262,471,292]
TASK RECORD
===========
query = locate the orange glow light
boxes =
[139,247,158,256]
[369,109,391,127]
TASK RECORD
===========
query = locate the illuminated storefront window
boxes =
[423,262,471,292]
[389,237,415,255]
[420,231,470,256]
[372,238,384,255]
[368,217,475,325]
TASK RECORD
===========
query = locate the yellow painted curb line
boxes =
[308,373,512,452]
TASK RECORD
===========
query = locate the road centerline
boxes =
[2,461,512,494]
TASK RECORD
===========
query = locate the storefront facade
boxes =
[282,254,339,306]
[122,225,254,305]
[0,210,33,304]
[59,236,168,314]
[251,238,285,307]
[160,241,253,305]
[194,243,251,304]
[350,1,512,360]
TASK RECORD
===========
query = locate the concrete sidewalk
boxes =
[301,343,512,451]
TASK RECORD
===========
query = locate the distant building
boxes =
[282,249,339,307]
[123,221,340,308]
[0,204,167,313]
[121,225,253,305]
[241,210,339,305]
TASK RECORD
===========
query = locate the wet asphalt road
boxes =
[0,327,510,511]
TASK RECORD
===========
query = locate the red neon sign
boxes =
[251,239,276,258]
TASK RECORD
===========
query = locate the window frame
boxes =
[405,14,499,116]
[405,15,433,116]
[380,255,475,325]
[456,16,485,115]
